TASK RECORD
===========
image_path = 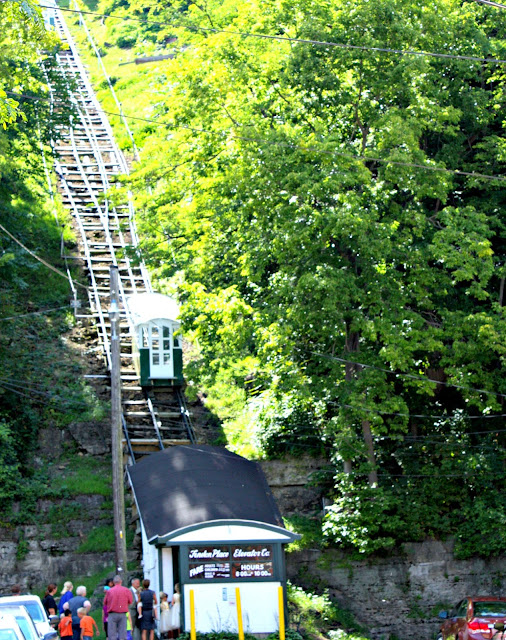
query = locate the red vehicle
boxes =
[438,597,506,640]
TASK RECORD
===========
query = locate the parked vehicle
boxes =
[439,597,506,640]
[0,605,53,640]
[0,613,27,640]
[0,598,57,639]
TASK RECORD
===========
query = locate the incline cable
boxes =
[7,90,506,183]
[39,3,506,66]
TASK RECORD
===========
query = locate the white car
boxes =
[0,598,56,639]
[0,614,26,640]
[0,605,45,640]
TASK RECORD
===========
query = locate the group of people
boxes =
[39,576,180,640]
[126,578,180,640]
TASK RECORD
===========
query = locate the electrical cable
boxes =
[0,380,105,410]
[329,401,506,420]
[40,3,506,67]
[7,90,506,183]
[312,352,506,400]
[0,306,69,321]
[471,0,506,8]
[0,222,89,291]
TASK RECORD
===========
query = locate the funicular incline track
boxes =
[45,8,195,462]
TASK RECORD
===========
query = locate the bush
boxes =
[257,394,327,458]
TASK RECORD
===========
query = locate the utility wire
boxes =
[0,379,104,409]
[313,352,506,400]
[0,306,69,321]
[40,3,506,67]
[330,401,506,420]
[7,90,506,183]
[472,0,506,8]
[0,222,89,290]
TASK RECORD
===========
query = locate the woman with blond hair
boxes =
[58,582,74,615]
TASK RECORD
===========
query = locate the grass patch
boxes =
[284,515,324,553]
[288,583,365,639]
[77,525,115,553]
[77,523,134,553]
[56,455,112,497]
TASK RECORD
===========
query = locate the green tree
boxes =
[104,0,506,553]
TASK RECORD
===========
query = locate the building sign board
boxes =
[187,544,274,580]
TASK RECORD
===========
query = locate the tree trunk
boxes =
[361,419,378,487]
[343,329,360,474]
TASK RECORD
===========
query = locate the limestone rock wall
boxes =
[287,542,506,640]
[0,494,116,593]
[259,456,327,514]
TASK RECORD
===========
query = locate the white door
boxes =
[147,321,173,378]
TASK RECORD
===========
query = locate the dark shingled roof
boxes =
[128,445,284,542]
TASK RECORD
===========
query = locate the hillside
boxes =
[61,0,506,559]
[0,2,505,638]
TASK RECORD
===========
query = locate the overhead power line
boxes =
[330,401,506,421]
[0,222,89,291]
[472,0,506,8]
[0,306,69,321]
[7,90,506,183]
[313,352,506,400]
[40,3,506,67]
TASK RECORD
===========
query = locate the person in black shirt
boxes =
[42,584,58,616]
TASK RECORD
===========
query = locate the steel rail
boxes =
[41,6,195,457]
[70,0,139,161]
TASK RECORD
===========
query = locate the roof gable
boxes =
[128,446,287,543]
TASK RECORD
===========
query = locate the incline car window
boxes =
[474,602,506,617]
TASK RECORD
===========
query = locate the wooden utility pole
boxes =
[110,265,128,575]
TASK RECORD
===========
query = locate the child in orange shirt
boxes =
[78,608,99,640]
[58,610,73,639]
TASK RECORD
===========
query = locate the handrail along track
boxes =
[42,5,195,462]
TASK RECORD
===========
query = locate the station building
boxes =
[128,445,299,635]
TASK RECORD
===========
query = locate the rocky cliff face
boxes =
[0,494,115,592]
[288,541,506,640]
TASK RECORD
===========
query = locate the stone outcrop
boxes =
[259,456,327,514]
[288,541,506,640]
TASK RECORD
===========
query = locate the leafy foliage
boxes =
[66,0,506,556]
[0,3,109,518]
[287,583,363,638]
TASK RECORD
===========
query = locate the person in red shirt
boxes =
[78,608,99,640]
[103,575,133,640]
[58,610,73,639]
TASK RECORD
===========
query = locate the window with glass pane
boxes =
[163,326,170,338]
[173,337,179,347]
[152,353,160,365]
[163,353,171,364]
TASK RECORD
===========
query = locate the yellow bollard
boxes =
[190,589,196,640]
[235,587,244,640]
[278,586,285,640]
